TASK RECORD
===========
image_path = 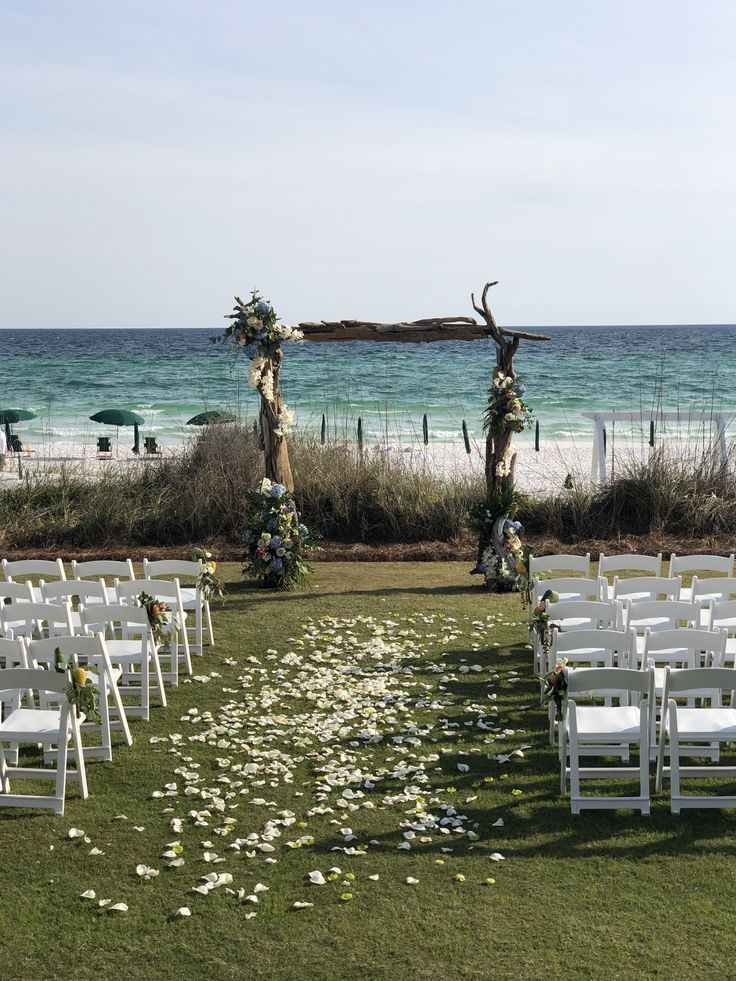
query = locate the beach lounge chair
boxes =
[96,436,112,458]
[143,437,161,456]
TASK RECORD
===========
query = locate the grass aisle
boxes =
[1,562,735,980]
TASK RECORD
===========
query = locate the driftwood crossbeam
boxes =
[298,319,550,344]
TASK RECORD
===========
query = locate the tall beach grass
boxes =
[1,428,735,552]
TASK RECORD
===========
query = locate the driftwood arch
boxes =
[252,281,551,584]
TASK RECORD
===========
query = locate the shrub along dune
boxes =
[1,428,735,556]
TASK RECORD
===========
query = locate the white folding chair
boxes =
[656,666,736,812]
[613,576,681,606]
[0,601,74,641]
[642,627,728,760]
[535,599,622,674]
[71,559,136,603]
[625,600,702,662]
[529,553,591,579]
[691,576,736,608]
[144,558,213,653]
[547,628,635,744]
[116,578,192,682]
[27,635,132,762]
[80,604,166,720]
[0,581,35,638]
[0,636,30,765]
[709,600,736,668]
[560,666,654,814]
[2,558,67,602]
[670,554,735,601]
[598,553,663,599]
[40,578,109,633]
[0,666,88,814]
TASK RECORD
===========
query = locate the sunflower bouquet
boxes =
[53,647,100,724]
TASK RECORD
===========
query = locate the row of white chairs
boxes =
[561,664,736,815]
[530,551,735,583]
[532,574,736,612]
[0,558,219,815]
[2,558,216,653]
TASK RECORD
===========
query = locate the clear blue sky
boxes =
[1,1,734,327]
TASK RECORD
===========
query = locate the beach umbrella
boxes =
[0,408,37,448]
[186,410,237,426]
[90,408,145,454]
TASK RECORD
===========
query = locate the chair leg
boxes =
[205,601,215,646]
[55,726,69,815]
[0,743,9,792]
[150,650,167,709]
[70,719,88,800]
[107,674,133,747]
[669,707,681,814]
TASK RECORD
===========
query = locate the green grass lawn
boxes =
[2,562,736,981]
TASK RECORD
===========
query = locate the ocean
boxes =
[0,325,734,454]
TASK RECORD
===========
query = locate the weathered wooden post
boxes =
[222,293,300,492]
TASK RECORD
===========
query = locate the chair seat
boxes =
[671,708,736,739]
[571,706,641,740]
[179,587,202,608]
[629,618,672,632]
[104,640,149,663]
[0,707,84,741]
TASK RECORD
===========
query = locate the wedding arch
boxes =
[223,281,551,589]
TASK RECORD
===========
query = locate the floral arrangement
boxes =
[53,647,100,724]
[242,478,314,589]
[191,546,225,603]
[541,657,568,721]
[221,291,302,435]
[531,589,560,674]
[484,371,533,437]
[138,591,172,649]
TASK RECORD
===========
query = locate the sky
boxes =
[1,0,735,328]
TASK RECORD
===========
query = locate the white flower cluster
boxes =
[248,358,275,401]
[274,406,295,438]
[276,324,304,343]
[495,444,514,477]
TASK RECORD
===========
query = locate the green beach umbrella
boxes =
[90,408,145,454]
[186,410,237,426]
[0,408,37,448]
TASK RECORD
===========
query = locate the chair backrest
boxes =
[529,553,591,578]
[0,636,30,710]
[547,599,622,630]
[691,576,736,602]
[0,581,35,604]
[40,578,107,606]
[643,627,727,669]
[27,633,107,668]
[552,628,633,667]
[0,666,69,696]
[669,553,735,577]
[625,600,701,634]
[613,576,681,603]
[2,558,67,582]
[599,553,663,579]
[532,577,603,606]
[97,436,112,453]
[0,601,74,638]
[663,666,736,701]
[79,604,151,645]
[117,577,186,612]
[72,559,135,582]
[709,599,736,633]
[143,559,201,581]
[144,436,159,454]
[566,666,652,697]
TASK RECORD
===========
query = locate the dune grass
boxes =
[2,562,736,980]
[4,429,736,554]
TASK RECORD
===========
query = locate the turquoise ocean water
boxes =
[0,325,734,452]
